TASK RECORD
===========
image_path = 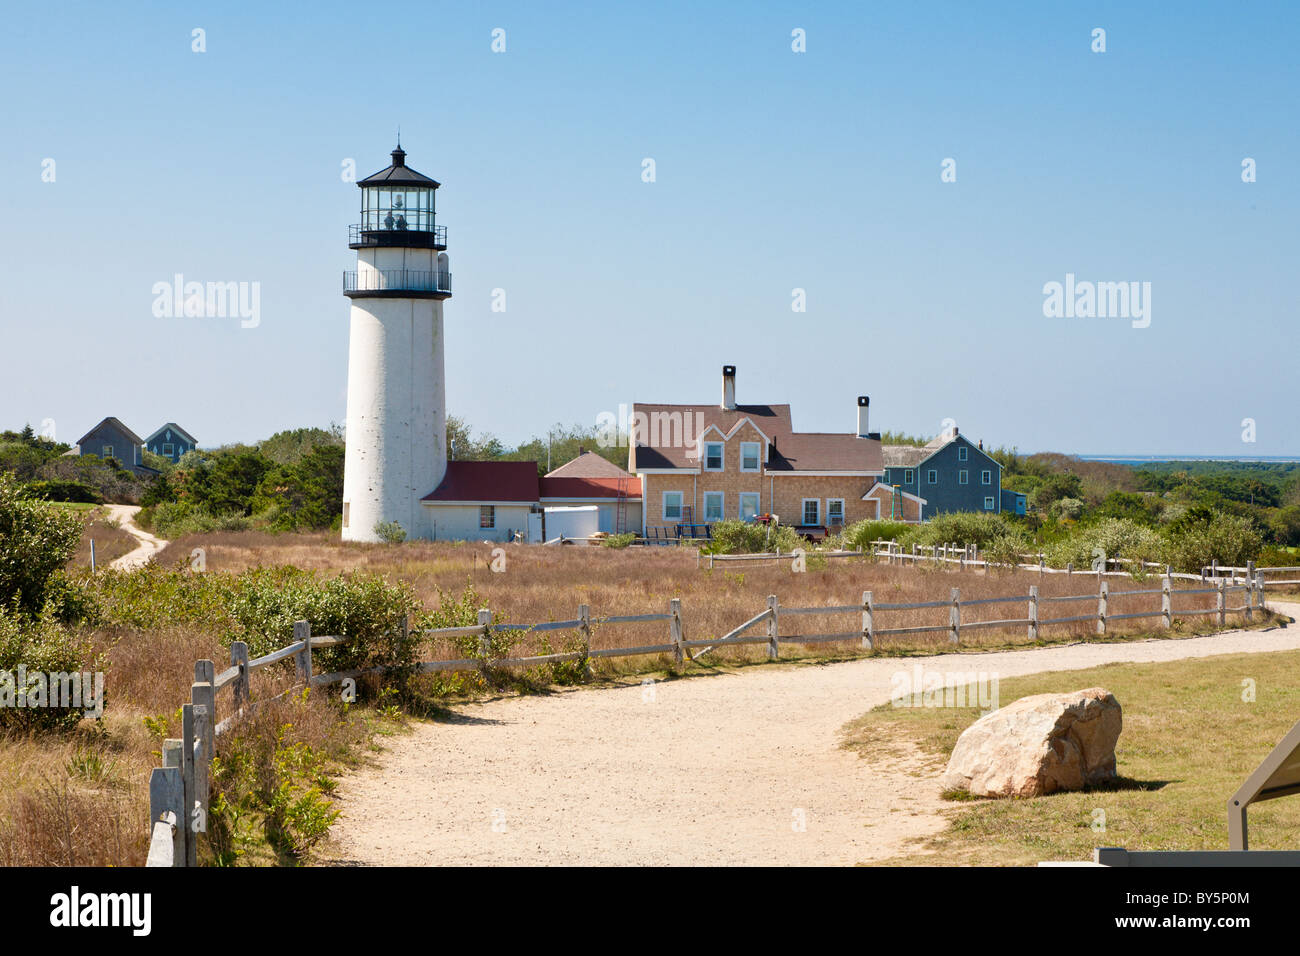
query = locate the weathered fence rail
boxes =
[145,573,1271,867]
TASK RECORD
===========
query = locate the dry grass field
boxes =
[157,531,1270,668]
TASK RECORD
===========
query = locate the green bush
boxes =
[843,520,911,550]
[901,511,1016,549]
[705,519,800,554]
[0,472,84,613]
[601,533,636,549]
[1161,513,1262,573]
[373,521,407,544]
[0,606,102,732]
[1045,517,1165,570]
[22,479,103,504]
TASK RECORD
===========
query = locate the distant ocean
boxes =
[1077,455,1300,466]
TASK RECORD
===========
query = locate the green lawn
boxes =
[843,648,1300,865]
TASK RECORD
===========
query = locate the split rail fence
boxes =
[145,573,1271,867]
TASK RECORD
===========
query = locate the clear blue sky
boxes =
[2,1,1296,456]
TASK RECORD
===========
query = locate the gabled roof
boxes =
[545,451,630,479]
[76,417,143,448]
[539,476,641,499]
[358,146,441,189]
[145,422,197,446]
[632,401,881,473]
[632,403,793,470]
[422,461,539,502]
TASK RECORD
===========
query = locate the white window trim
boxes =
[738,492,760,520]
[958,446,968,461]
[983,497,995,511]
[981,469,992,485]
[739,441,761,473]
[958,469,968,485]
[479,505,496,529]
[904,469,914,484]
[703,441,725,472]
[702,490,724,523]
[927,469,937,484]
[662,490,684,521]
[103,445,114,459]
[801,498,820,525]
[826,498,845,525]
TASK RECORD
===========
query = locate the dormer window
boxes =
[704,442,724,471]
[740,441,761,472]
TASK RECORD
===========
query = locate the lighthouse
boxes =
[341,145,451,541]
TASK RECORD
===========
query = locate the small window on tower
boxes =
[479,506,496,529]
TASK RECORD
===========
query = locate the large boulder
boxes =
[941,687,1122,798]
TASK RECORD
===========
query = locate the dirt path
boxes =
[104,504,166,569]
[327,603,1300,867]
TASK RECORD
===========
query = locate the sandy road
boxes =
[327,603,1300,867]
[103,504,166,569]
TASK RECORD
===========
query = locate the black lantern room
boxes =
[348,146,447,250]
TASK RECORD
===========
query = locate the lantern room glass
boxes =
[361,186,436,233]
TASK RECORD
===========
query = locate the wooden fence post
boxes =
[1038,555,1045,578]
[1161,574,1172,629]
[861,590,874,651]
[230,641,250,713]
[1216,579,1226,627]
[294,620,312,686]
[670,598,684,665]
[1028,585,1039,642]
[579,603,592,674]
[1097,580,1108,636]
[477,608,492,668]
[179,706,197,867]
[949,587,960,645]
[191,661,215,843]
[766,595,779,659]
[151,742,185,867]
[1245,562,1256,622]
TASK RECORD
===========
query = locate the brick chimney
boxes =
[722,365,737,410]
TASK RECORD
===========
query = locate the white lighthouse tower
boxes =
[341,145,451,541]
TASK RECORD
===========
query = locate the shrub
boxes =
[843,520,911,550]
[374,521,407,544]
[0,472,84,612]
[1161,513,1262,573]
[23,480,103,504]
[601,533,636,549]
[1045,517,1164,570]
[0,606,101,733]
[706,519,800,555]
[901,511,1015,549]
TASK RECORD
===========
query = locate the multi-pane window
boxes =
[703,492,724,522]
[959,469,968,484]
[740,442,761,472]
[983,497,995,510]
[927,469,937,484]
[102,445,114,460]
[162,443,175,457]
[827,499,845,526]
[704,442,724,471]
[981,470,992,485]
[663,491,683,521]
[958,446,968,461]
[479,505,495,529]
[739,493,760,520]
[904,469,914,484]
[802,499,820,525]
